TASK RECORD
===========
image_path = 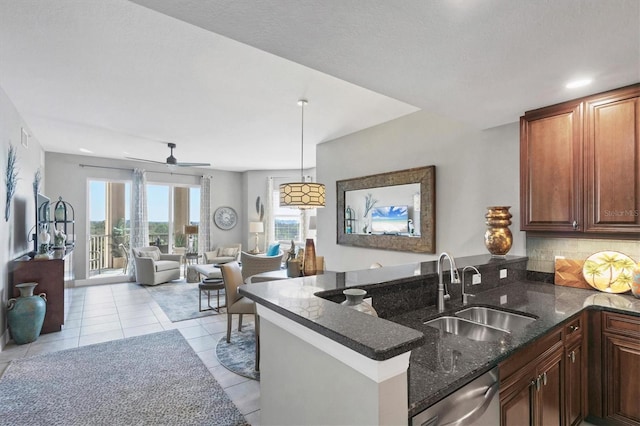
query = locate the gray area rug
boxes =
[145,280,225,322]
[0,330,248,426]
[216,325,260,381]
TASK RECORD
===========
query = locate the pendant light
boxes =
[279,99,326,209]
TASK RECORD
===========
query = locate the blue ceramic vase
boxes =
[7,282,47,344]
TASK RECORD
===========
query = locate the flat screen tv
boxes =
[371,205,409,234]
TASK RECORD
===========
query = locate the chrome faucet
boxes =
[437,252,460,312]
[461,266,481,305]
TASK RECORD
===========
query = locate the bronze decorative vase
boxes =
[303,239,317,276]
[484,206,513,257]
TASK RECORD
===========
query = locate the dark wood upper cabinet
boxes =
[520,101,583,231]
[585,88,640,232]
[520,83,640,235]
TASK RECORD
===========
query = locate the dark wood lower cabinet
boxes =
[602,313,640,425]
[500,370,534,425]
[500,313,588,426]
[500,327,566,426]
[536,349,563,426]
[565,340,584,426]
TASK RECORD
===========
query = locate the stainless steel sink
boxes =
[455,307,536,331]
[424,316,509,342]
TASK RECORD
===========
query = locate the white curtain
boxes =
[198,175,212,254]
[129,168,149,280]
[265,177,275,246]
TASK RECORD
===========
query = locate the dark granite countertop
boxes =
[395,280,640,417]
[239,255,640,418]
[238,271,427,360]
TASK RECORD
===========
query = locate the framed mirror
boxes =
[337,166,435,253]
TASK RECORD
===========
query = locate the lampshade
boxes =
[280,182,326,209]
[249,221,264,233]
[184,225,198,235]
[279,99,326,209]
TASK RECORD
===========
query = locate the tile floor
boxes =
[0,282,261,425]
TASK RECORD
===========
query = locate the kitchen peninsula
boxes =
[239,255,640,425]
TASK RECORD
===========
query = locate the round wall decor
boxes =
[213,206,238,230]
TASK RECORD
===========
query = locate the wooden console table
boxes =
[11,250,73,334]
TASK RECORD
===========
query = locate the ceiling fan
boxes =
[126,143,210,167]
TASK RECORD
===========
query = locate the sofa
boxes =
[132,246,181,285]
[203,244,242,265]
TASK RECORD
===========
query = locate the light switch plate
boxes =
[472,273,482,285]
[500,295,508,304]
[500,269,507,279]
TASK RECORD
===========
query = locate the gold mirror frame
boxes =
[337,166,436,253]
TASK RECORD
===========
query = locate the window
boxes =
[272,190,301,242]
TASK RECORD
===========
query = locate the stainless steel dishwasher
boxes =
[411,367,500,426]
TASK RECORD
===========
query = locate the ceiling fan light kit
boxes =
[279,99,326,209]
[126,143,211,167]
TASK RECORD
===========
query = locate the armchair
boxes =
[240,250,284,283]
[132,246,181,285]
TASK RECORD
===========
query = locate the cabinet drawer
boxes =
[564,314,584,343]
[500,327,563,382]
[603,312,640,338]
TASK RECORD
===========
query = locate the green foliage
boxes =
[111,218,127,257]
[174,233,186,247]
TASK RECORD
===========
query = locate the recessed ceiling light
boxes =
[566,79,592,89]
[79,148,93,153]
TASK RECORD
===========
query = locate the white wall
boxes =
[317,110,525,271]
[1,85,45,348]
[45,152,243,281]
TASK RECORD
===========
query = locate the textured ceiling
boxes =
[1,0,639,172]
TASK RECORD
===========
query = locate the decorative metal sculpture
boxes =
[5,144,18,222]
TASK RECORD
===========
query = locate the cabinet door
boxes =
[500,373,535,426]
[604,333,640,424]
[585,89,640,233]
[520,102,583,231]
[565,342,585,426]
[536,348,564,426]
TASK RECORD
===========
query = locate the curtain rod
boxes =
[79,163,203,177]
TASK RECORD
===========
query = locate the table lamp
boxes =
[184,225,198,254]
[249,221,264,254]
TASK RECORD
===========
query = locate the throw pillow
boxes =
[221,247,238,257]
[266,243,280,256]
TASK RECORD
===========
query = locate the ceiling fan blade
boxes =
[176,162,211,167]
[125,157,167,165]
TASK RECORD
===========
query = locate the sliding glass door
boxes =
[87,181,199,279]
[88,180,131,278]
[147,184,200,254]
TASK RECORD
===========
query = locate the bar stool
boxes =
[198,278,225,312]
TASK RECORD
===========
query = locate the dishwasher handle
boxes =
[440,381,499,426]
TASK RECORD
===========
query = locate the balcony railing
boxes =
[89,234,109,272]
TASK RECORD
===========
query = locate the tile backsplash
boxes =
[526,237,640,273]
